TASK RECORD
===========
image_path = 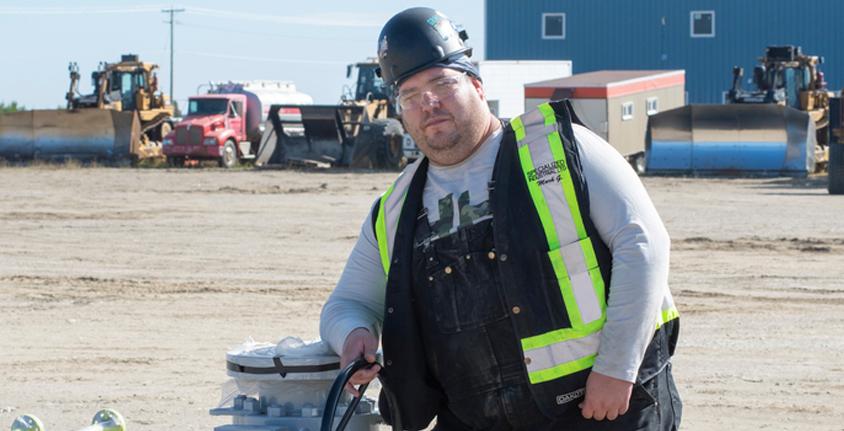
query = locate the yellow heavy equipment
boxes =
[0,54,173,162]
[647,46,832,175]
[255,59,405,169]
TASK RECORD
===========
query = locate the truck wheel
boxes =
[830,142,844,194]
[219,140,238,169]
[167,156,185,168]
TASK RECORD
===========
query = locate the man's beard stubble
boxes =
[408,104,486,163]
[411,108,461,151]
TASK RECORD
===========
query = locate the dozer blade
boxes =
[646,104,816,176]
[0,109,141,161]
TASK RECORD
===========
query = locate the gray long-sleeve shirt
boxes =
[320,124,671,383]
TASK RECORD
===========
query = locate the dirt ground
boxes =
[0,166,842,430]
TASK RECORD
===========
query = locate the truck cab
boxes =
[163,94,252,168]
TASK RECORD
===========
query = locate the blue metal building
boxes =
[484,0,843,103]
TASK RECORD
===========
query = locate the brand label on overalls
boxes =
[555,387,585,405]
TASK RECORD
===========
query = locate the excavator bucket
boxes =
[0,109,142,161]
[255,104,363,167]
[646,104,816,176]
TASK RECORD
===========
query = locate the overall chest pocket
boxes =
[422,250,508,334]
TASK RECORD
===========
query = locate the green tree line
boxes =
[0,101,26,113]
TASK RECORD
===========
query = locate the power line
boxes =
[0,6,165,15]
[186,7,381,28]
[0,5,383,29]
[182,50,348,66]
[178,21,371,43]
[162,7,186,102]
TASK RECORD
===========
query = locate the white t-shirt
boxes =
[419,127,501,242]
[320,124,671,383]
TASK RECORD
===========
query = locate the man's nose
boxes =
[419,91,441,111]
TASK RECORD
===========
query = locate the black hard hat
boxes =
[376,7,472,87]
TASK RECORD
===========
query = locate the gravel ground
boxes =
[0,166,842,430]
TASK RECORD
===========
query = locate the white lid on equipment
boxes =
[225,336,341,381]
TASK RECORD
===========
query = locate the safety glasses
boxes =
[396,72,468,113]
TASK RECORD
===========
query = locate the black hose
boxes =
[320,358,374,431]
[320,358,403,431]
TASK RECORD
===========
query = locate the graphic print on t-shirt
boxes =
[418,126,502,244]
[427,190,492,239]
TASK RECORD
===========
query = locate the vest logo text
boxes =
[526,158,567,186]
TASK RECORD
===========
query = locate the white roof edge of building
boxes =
[604,70,686,88]
[478,60,572,65]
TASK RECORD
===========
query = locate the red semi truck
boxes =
[163,81,312,168]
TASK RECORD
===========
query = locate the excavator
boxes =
[647,46,831,176]
[0,54,173,162]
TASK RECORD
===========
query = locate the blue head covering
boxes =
[436,54,482,82]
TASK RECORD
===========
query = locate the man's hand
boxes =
[340,327,381,397]
[579,370,634,421]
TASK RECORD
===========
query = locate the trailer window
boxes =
[646,97,659,116]
[621,102,634,121]
[188,98,229,116]
[542,13,565,39]
[690,11,715,38]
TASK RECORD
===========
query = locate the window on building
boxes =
[542,13,565,39]
[622,102,634,121]
[690,11,715,38]
[646,97,659,116]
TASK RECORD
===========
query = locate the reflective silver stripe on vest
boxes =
[511,104,608,383]
[513,102,678,384]
[524,330,602,377]
[514,106,605,329]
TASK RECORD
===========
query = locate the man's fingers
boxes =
[580,371,634,421]
[339,329,381,398]
[580,402,594,419]
[344,382,360,397]
[348,366,381,385]
[341,328,376,368]
[345,364,382,398]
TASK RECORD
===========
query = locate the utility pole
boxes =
[162,7,185,103]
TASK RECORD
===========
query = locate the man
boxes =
[321,7,681,430]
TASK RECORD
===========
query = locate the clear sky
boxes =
[0,1,485,109]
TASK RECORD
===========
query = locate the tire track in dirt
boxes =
[675,236,844,253]
[1,275,330,302]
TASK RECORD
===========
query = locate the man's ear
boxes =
[470,77,486,102]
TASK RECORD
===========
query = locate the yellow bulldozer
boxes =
[0,54,173,162]
[647,46,832,175]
